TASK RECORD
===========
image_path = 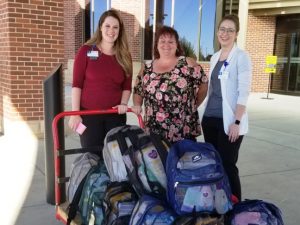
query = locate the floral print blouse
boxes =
[134,56,207,143]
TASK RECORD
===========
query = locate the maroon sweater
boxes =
[72,45,132,110]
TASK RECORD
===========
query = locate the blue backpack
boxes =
[166,140,233,215]
[227,199,284,225]
[78,163,110,225]
[129,195,176,225]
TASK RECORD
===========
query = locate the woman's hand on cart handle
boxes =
[68,115,82,132]
[112,104,128,114]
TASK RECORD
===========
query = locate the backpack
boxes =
[67,152,100,202]
[227,199,284,225]
[78,162,110,225]
[103,125,170,198]
[173,214,224,225]
[129,195,176,225]
[102,181,138,225]
[103,125,144,182]
[166,140,233,215]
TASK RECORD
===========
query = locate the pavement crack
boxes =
[250,125,300,137]
[241,167,300,177]
[246,135,300,151]
[22,203,47,209]
[36,165,45,176]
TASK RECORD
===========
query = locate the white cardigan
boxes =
[200,44,252,135]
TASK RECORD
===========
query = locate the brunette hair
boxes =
[153,26,183,59]
[218,14,240,33]
[86,9,132,76]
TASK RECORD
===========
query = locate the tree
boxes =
[179,37,205,61]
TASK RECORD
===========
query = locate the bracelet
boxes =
[120,102,127,106]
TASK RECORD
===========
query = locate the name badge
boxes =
[218,71,229,80]
[87,50,99,59]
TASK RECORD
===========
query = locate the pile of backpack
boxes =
[66,125,284,225]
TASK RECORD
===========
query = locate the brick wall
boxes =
[246,12,276,92]
[0,0,64,135]
[0,0,8,132]
[64,0,86,68]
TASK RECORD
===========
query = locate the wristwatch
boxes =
[235,120,240,125]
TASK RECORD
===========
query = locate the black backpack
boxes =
[103,181,138,225]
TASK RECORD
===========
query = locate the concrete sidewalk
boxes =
[1,92,299,225]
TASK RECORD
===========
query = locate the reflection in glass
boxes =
[173,0,199,60]
[289,33,300,91]
[272,32,300,93]
[144,0,154,60]
[199,0,217,61]
[144,0,220,61]
[90,0,108,35]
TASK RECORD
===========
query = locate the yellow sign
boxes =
[265,55,277,73]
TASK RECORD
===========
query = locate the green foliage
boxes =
[180,37,196,59]
[179,37,205,61]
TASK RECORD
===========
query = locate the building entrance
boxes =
[272,15,300,95]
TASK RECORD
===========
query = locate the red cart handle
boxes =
[52,108,144,205]
[52,108,144,151]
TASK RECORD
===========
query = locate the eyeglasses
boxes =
[218,27,236,35]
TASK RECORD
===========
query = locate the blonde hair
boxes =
[85,9,132,77]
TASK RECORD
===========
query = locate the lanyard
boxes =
[218,60,229,79]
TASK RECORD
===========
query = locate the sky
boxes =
[91,0,217,58]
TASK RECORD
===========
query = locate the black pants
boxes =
[80,113,126,156]
[201,116,244,200]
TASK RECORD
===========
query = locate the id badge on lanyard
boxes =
[218,61,229,80]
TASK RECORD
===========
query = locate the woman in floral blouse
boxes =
[132,26,208,143]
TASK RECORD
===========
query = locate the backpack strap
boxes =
[125,146,145,196]
[149,132,170,168]
[110,126,143,155]
[115,131,129,154]
[66,170,90,225]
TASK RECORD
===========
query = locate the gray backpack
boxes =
[67,152,100,202]
[103,125,170,198]
[102,125,144,182]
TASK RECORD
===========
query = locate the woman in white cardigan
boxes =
[201,14,252,201]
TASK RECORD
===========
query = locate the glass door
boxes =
[272,32,300,93]
[289,33,300,92]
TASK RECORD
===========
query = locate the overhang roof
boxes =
[249,0,300,15]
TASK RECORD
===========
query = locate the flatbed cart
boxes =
[52,108,144,225]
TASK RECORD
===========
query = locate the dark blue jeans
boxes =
[202,116,244,200]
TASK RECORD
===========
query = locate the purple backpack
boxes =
[228,199,284,225]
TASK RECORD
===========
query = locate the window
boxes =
[174,0,201,60]
[199,0,217,61]
[144,0,223,61]
[90,0,110,36]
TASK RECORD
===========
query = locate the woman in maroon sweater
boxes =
[68,9,132,154]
